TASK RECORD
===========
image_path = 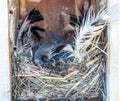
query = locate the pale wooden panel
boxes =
[107,0,120,101]
[0,0,11,101]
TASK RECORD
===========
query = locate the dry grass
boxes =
[11,31,107,101]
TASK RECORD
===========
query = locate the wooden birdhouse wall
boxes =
[8,0,116,101]
[5,0,120,101]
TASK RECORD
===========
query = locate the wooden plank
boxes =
[0,0,11,101]
[9,0,19,45]
[19,0,26,19]
[8,0,19,100]
[107,0,120,101]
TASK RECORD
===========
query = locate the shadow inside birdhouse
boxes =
[10,0,107,101]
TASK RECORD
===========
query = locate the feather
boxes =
[70,14,83,26]
[52,44,66,53]
[27,8,44,23]
[16,8,44,47]
[74,6,107,52]
[31,26,45,32]
[57,6,108,62]
[31,26,45,40]
[45,29,65,44]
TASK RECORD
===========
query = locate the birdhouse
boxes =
[4,0,120,101]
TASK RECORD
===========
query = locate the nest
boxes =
[11,3,108,101]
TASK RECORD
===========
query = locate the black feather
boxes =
[27,8,44,24]
[31,26,45,32]
[52,44,66,53]
[70,15,83,26]
[31,27,44,40]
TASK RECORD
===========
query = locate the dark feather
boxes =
[52,44,66,53]
[70,14,83,26]
[31,26,45,32]
[27,8,44,24]
[31,26,44,40]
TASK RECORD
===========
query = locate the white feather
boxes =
[71,6,108,62]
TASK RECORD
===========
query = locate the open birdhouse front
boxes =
[9,0,108,101]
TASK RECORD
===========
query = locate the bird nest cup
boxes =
[11,4,108,101]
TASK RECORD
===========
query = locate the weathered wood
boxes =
[0,0,11,101]
[19,0,26,19]
[9,0,19,45]
[8,0,19,100]
[107,0,120,101]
